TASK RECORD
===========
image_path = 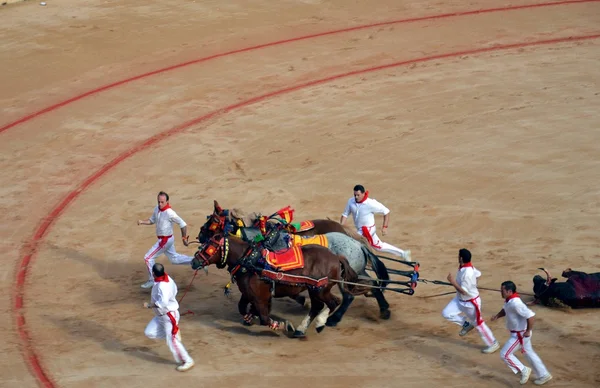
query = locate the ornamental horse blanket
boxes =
[289,234,329,248]
[263,246,305,271]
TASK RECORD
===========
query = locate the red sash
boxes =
[466,296,483,325]
[510,330,526,353]
[157,235,172,247]
[361,225,381,248]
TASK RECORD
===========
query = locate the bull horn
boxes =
[538,267,551,286]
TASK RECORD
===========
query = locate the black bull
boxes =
[533,268,600,308]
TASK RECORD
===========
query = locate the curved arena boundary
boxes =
[1,0,598,134]
[14,32,600,387]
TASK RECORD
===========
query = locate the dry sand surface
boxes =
[1,0,599,387]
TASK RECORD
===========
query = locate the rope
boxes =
[178,269,199,316]
[329,278,414,293]
[418,291,457,299]
[418,278,535,297]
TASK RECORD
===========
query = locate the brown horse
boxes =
[198,206,396,325]
[198,200,374,310]
[191,233,359,338]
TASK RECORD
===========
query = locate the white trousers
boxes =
[500,332,550,378]
[358,225,408,258]
[144,236,194,280]
[144,310,193,364]
[442,295,497,347]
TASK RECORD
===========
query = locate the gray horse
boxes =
[238,226,391,335]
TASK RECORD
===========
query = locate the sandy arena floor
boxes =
[1,0,599,387]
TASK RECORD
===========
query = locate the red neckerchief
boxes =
[460,262,473,269]
[154,273,169,282]
[505,292,520,303]
[159,204,171,212]
[356,191,369,203]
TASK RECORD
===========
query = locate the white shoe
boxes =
[482,341,500,354]
[176,359,195,372]
[459,322,475,336]
[140,280,154,289]
[534,374,552,385]
[403,250,412,261]
[520,366,532,384]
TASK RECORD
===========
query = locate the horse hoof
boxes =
[380,309,391,320]
[325,317,339,327]
[293,330,306,339]
[316,325,325,333]
[285,321,295,333]
[242,321,253,326]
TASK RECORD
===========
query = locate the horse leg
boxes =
[238,294,256,326]
[372,288,391,320]
[250,286,290,333]
[288,294,307,308]
[293,292,324,339]
[326,286,355,327]
[315,287,340,333]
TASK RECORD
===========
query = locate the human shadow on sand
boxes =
[49,315,174,365]
[383,319,515,387]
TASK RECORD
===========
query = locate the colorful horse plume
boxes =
[273,205,295,224]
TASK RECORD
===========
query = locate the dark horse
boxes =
[191,233,359,337]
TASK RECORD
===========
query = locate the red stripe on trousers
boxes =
[144,237,170,271]
[504,338,522,370]
[167,312,184,362]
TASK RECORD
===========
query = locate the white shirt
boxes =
[456,265,481,301]
[149,205,187,237]
[342,197,390,229]
[151,275,179,316]
[503,296,535,332]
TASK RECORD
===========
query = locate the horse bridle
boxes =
[194,235,230,269]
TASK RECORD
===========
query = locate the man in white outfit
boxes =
[491,281,553,385]
[138,191,194,289]
[340,185,411,260]
[442,248,499,354]
[144,263,195,372]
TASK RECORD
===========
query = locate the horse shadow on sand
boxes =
[183,288,301,338]
[45,242,203,305]
[45,243,298,339]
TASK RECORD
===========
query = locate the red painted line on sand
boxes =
[1,0,598,134]
[13,32,600,387]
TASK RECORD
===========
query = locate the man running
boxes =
[137,191,194,289]
[340,184,410,260]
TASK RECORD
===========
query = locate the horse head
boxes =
[192,232,229,270]
[197,211,226,244]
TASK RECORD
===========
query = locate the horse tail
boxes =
[361,245,389,290]
[339,256,359,293]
